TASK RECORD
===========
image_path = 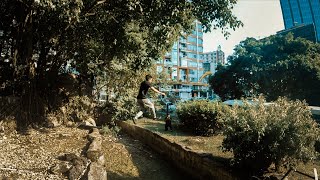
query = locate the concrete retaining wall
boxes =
[116,120,239,180]
[310,106,320,116]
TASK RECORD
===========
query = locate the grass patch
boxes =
[132,118,233,159]
[131,118,320,179]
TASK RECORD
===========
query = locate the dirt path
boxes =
[102,132,190,180]
[0,121,188,180]
[0,127,88,180]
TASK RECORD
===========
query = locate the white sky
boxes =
[203,0,285,58]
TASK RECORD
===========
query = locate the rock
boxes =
[88,128,100,142]
[63,153,78,161]
[66,121,75,127]
[84,121,95,127]
[78,120,97,129]
[60,106,67,115]
[87,137,102,161]
[50,162,72,174]
[46,116,61,128]
[71,155,88,167]
[97,155,105,166]
[68,155,89,180]
[58,153,90,180]
[69,165,84,180]
[87,162,107,180]
[87,128,103,161]
[87,118,97,127]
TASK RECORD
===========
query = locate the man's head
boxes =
[146,75,153,82]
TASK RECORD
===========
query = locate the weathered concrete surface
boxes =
[116,120,239,180]
[310,106,320,115]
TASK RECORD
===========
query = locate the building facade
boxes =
[280,0,320,42]
[202,45,225,84]
[203,45,225,74]
[277,23,317,42]
[156,21,207,100]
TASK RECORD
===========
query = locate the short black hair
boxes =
[146,75,153,81]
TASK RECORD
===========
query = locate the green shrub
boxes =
[220,97,320,174]
[176,100,227,136]
[100,125,120,136]
[103,95,139,121]
[65,96,96,121]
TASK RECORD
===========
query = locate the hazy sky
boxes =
[203,0,285,57]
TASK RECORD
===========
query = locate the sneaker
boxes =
[134,111,143,120]
[153,117,158,120]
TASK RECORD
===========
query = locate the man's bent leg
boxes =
[142,99,156,119]
[134,99,145,120]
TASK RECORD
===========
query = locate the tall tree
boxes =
[0,0,242,125]
[210,34,320,106]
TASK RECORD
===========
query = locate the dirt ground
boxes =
[0,125,88,180]
[0,119,188,180]
[1,116,318,180]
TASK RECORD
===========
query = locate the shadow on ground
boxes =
[102,131,192,180]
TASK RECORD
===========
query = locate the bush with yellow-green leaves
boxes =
[220,97,320,174]
[176,100,227,136]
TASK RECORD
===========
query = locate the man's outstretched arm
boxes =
[150,87,166,96]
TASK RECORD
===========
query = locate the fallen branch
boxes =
[0,167,17,171]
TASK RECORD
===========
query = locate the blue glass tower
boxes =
[280,0,320,42]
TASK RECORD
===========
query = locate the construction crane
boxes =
[199,71,212,82]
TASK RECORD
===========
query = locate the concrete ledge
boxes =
[116,120,239,180]
[310,106,320,116]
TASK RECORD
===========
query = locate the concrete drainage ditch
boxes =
[116,120,238,180]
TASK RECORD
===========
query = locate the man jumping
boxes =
[133,75,165,123]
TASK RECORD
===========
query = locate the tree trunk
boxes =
[13,4,46,129]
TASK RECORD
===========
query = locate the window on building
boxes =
[187,53,197,59]
[187,36,197,43]
[189,69,196,75]
[189,61,197,67]
[181,59,188,67]
[187,45,195,51]
[172,67,178,80]
[179,69,187,81]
